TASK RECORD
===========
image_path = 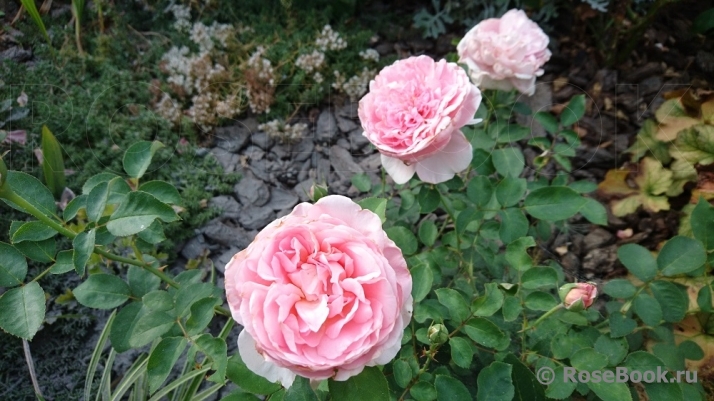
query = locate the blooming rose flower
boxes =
[358,55,481,184]
[224,195,412,387]
[558,282,598,312]
[456,9,551,96]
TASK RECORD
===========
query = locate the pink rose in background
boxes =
[224,195,412,387]
[457,9,551,96]
[358,55,481,184]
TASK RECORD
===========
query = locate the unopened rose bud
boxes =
[427,324,449,345]
[558,282,598,312]
[308,183,328,202]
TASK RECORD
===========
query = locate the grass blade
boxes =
[148,366,211,401]
[19,0,51,48]
[110,354,148,401]
[85,310,116,401]
[95,348,115,401]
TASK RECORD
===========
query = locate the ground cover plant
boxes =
[1,1,713,400]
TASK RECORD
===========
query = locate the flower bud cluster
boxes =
[315,25,347,51]
[295,50,326,73]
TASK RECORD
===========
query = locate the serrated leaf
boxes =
[476,361,514,401]
[498,208,529,244]
[449,337,473,368]
[524,187,587,221]
[107,191,179,237]
[139,180,182,205]
[691,198,714,249]
[3,171,57,219]
[50,250,74,275]
[463,318,509,350]
[328,367,389,401]
[123,141,164,179]
[0,242,28,287]
[649,280,688,322]
[471,283,504,317]
[148,337,187,394]
[657,236,706,276]
[418,186,441,214]
[357,197,387,223]
[435,375,471,401]
[194,334,227,383]
[0,282,45,340]
[580,198,608,225]
[435,288,470,322]
[505,236,535,271]
[670,125,714,166]
[128,311,175,348]
[350,173,371,193]
[11,221,57,243]
[410,255,434,303]
[560,95,586,126]
[127,265,161,298]
[492,147,525,177]
[521,267,557,289]
[186,297,219,335]
[386,226,418,256]
[73,229,95,276]
[594,335,629,367]
[633,293,662,326]
[74,273,130,309]
[617,244,657,282]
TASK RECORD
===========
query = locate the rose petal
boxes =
[380,154,416,184]
[414,131,472,184]
[238,329,296,388]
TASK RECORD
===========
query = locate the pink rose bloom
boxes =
[358,55,481,184]
[224,195,412,387]
[457,9,551,96]
[559,282,598,311]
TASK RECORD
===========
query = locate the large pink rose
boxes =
[224,195,412,387]
[457,9,551,96]
[358,55,481,184]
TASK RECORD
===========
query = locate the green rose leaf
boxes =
[285,376,318,401]
[128,311,175,348]
[410,255,434,303]
[504,354,546,401]
[40,125,67,199]
[10,221,57,243]
[467,176,495,207]
[73,229,96,276]
[139,180,182,205]
[148,337,187,394]
[471,283,504,317]
[545,367,577,399]
[560,95,586,127]
[123,140,164,179]
[580,198,608,225]
[0,242,27,287]
[393,359,413,388]
[594,335,629,366]
[435,375,471,401]
[73,273,130,309]
[524,187,588,221]
[502,296,522,322]
[570,348,609,371]
[435,288,470,322]
[418,220,438,247]
[142,290,174,312]
[691,198,714,249]
[411,381,437,401]
[657,236,706,276]
[386,226,418,256]
[186,297,220,335]
[521,267,557,289]
[328,366,389,401]
[107,191,179,237]
[633,293,663,326]
[649,280,688,322]
[463,318,509,350]
[0,282,46,340]
[609,312,637,338]
[534,111,559,134]
[226,354,282,395]
[492,147,525,177]
[498,208,529,244]
[602,279,637,299]
[194,334,227,384]
[505,236,535,271]
[86,181,110,223]
[524,291,558,311]
[587,381,632,401]
[350,173,371,193]
[618,244,657,282]
[418,186,441,214]
[127,265,161,298]
[495,177,527,207]
[50,250,75,275]
[476,361,514,401]
[357,197,387,223]
[3,171,57,218]
[450,336,474,368]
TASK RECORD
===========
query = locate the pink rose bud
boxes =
[558,282,598,312]
[358,55,482,184]
[224,195,413,387]
[457,9,551,96]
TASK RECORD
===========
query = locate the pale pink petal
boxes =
[414,131,472,184]
[381,154,416,184]
[238,330,296,388]
[295,295,329,332]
